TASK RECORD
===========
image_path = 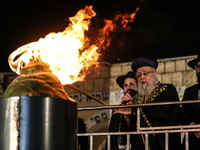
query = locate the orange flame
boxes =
[8,6,99,85]
[9,5,140,85]
[97,7,139,50]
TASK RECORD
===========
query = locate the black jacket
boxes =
[182,84,200,150]
[105,113,136,150]
[78,118,89,150]
[133,84,182,150]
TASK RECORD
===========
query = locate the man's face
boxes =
[136,66,157,95]
[123,77,137,93]
[196,61,200,83]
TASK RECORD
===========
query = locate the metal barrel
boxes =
[0,96,77,150]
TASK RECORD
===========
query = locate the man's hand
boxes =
[112,90,135,115]
[191,123,200,138]
[121,91,133,105]
[194,131,200,138]
[113,107,132,115]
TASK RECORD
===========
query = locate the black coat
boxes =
[105,113,136,150]
[133,84,182,150]
[182,84,200,150]
[78,118,89,150]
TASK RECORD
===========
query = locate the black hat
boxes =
[131,56,158,72]
[188,54,200,69]
[116,71,137,89]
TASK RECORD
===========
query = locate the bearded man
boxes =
[105,71,138,150]
[181,54,200,150]
[131,56,182,150]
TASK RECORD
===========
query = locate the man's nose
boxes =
[140,73,146,79]
[127,84,132,89]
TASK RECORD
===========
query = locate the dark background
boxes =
[1,0,200,72]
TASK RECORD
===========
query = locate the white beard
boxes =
[138,79,156,96]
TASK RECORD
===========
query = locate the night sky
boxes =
[1,0,200,72]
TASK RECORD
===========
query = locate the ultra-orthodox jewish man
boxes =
[131,56,182,150]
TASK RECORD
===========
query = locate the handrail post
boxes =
[145,134,148,150]
[107,135,110,150]
[185,132,189,150]
[165,133,168,150]
[126,134,130,150]
[137,107,140,132]
[89,135,93,150]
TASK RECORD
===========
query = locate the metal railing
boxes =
[78,100,200,150]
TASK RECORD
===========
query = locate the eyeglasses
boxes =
[135,71,155,78]
[195,65,200,69]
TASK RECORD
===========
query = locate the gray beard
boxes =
[138,81,156,96]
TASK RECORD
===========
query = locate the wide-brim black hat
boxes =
[188,54,200,69]
[131,56,158,72]
[116,71,137,89]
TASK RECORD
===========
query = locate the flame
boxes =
[9,5,140,85]
[9,5,98,85]
[97,7,140,50]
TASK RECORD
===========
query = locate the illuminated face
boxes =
[196,61,200,74]
[123,77,137,93]
[136,66,157,93]
[195,61,200,83]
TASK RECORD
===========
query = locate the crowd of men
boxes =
[106,55,200,150]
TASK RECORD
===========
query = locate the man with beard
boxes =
[131,56,182,150]
[105,71,138,150]
[181,54,200,150]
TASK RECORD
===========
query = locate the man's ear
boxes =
[154,71,158,78]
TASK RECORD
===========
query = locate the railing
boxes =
[78,100,200,150]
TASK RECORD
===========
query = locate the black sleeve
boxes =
[182,85,200,124]
[78,118,89,150]
[143,84,181,126]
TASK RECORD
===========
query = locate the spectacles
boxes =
[195,65,200,69]
[135,71,155,78]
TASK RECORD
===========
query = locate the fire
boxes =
[97,7,139,50]
[8,5,98,85]
[8,5,140,85]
